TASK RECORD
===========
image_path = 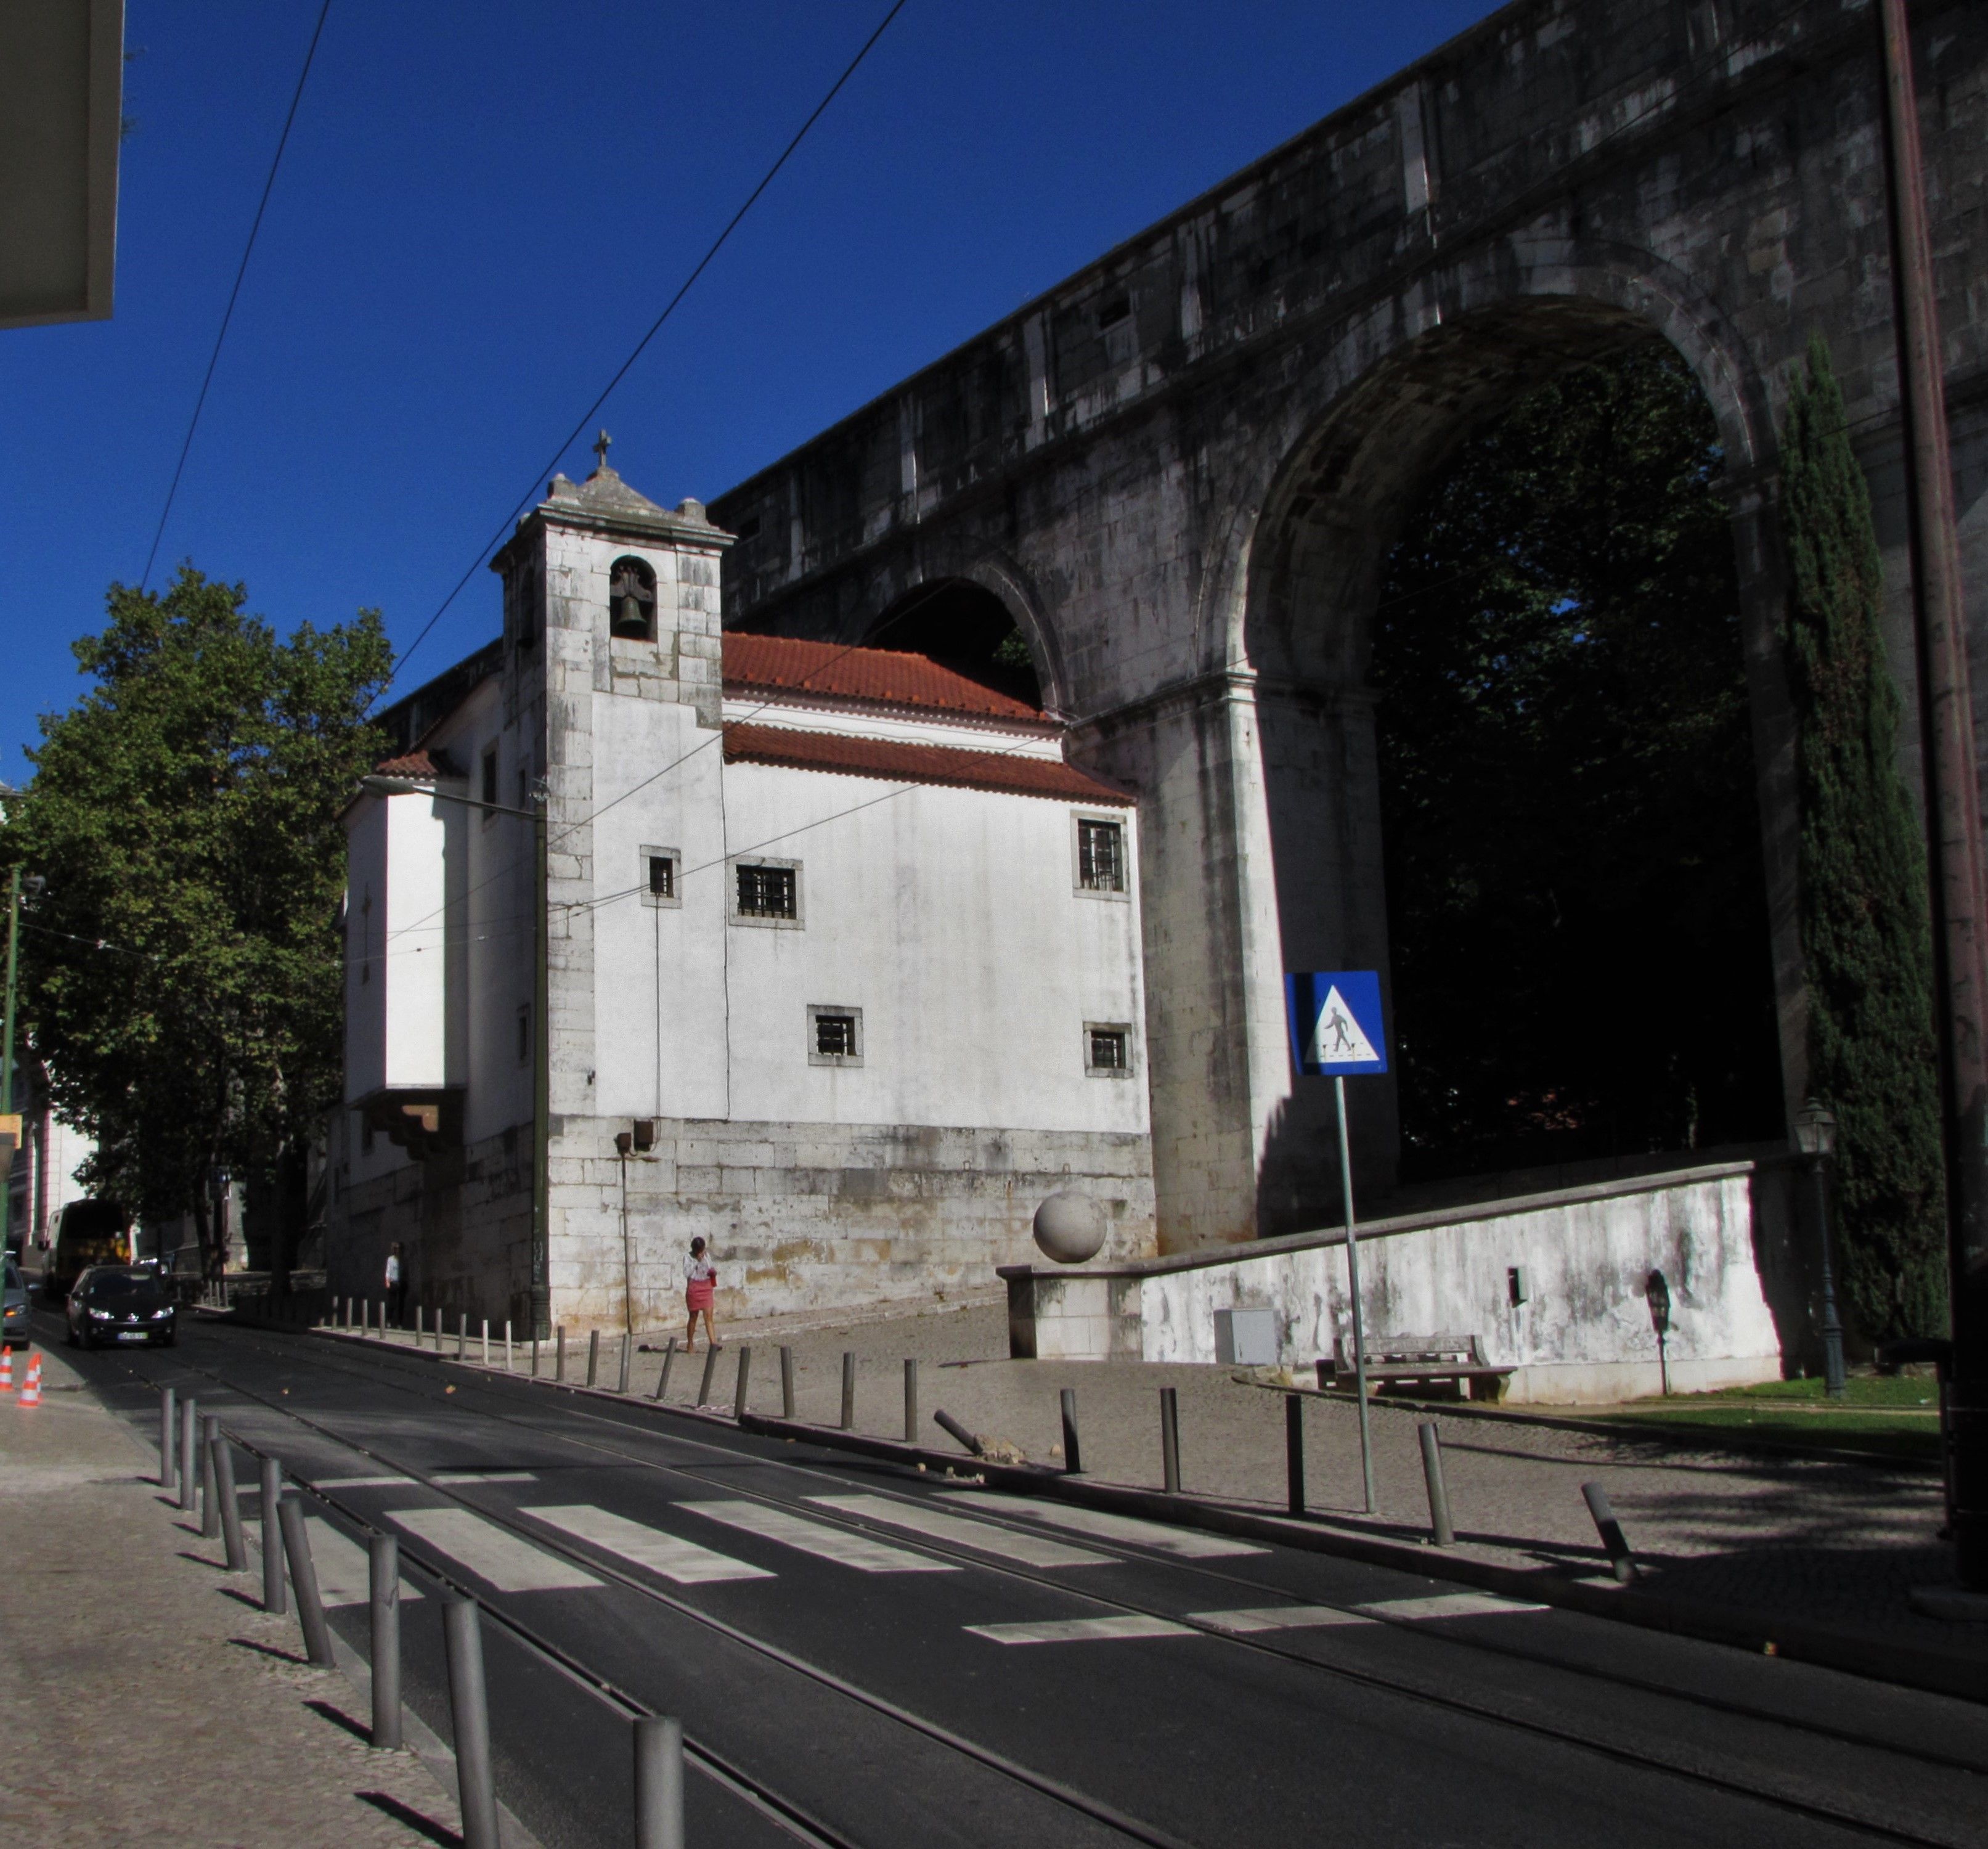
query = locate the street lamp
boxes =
[1793,1096,1847,1398]
[359,773,551,1339]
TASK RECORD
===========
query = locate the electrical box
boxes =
[1214,1306,1279,1366]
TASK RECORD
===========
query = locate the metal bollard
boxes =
[261,1456,287,1614]
[482,1318,490,1367]
[1285,1394,1305,1516]
[1160,1387,1181,1494]
[696,1343,719,1408]
[617,1333,631,1395]
[653,1336,677,1401]
[556,1326,568,1382]
[457,1312,467,1361]
[213,1430,248,1570]
[442,1598,502,1849]
[200,1414,222,1538]
[633,1713,685,1849]
[904,1359,919,1444]
[417,1304,425,1344]
[532,1332,541,1378]
[733,1345,753,1419]
[277,1495,336,1667]
[934,1408,984,1455]
[780,1344,795,1419]
[179,1397,199,1511]
[160,1386,177,1488]
[1419,1422,1456,1547]
[504,1319,513,1371]
[841,1352,856,1431]
[1060,1387,1083,1474]
[587,1328,601,1387]
[1581,1482,1638,1582]
[370,1533,403,1750]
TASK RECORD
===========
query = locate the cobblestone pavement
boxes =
[338,1292,1971,1651]
[0,1338,464,1849]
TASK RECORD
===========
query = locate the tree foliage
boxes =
[1780,337,1946,1341]
[1372,345,1785,1182]
[2,568,389,1275]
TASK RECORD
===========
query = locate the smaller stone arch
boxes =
[865,564,1062,711]
[609,555,658,642]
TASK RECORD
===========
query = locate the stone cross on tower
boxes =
[592,429,611,473]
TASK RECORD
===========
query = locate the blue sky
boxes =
[1,1,1496,782]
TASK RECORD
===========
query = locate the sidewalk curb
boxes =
[289,1321,1988,1705]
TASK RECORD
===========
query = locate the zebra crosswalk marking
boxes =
[807,1495,1115,1567]
[967,1614,1193,1645]
[523,1504,773,1584]
[678,1500,957,1573]
[387,1507,602,1591]
[939,1493,1268,1558]
[1190,1606,1372,1633]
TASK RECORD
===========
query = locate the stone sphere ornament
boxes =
[1033,1192,1107,1265]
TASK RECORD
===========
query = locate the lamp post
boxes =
[1793,1098,1846,1399]
[361,774,551,1339]
[1,867,22,1259]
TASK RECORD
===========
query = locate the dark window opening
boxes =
[609,556,658,641]
[1098,290,1131,328]
[516,1005,532,1065]
[481,747,499,808]
[1088,1027,1129,1074]
[1078,819,1125,892]
[735,514,761,542]
[648,855,675,899]
[815,1014,857,1058]
[736,863,797,920]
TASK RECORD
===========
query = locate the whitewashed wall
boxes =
[1003,1163,1786,1403]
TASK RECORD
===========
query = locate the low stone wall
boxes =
[327,1112,1157,1335]
[1003,1159,1801,1405]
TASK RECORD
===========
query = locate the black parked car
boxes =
[65,1265,177,1349]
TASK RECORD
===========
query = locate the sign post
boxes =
[1287,971,1388,1515]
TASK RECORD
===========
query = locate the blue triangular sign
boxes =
[1286,971,1388,1076]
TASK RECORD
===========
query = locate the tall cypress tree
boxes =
[1782,335,1947,1341]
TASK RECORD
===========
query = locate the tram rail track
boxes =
[76,1315,1988,1849]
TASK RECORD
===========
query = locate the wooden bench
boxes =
[1316,1333,1513,1403]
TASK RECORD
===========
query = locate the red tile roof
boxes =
[722,633,1046,721]
[723,724,1133,806]
[372,750,442,780]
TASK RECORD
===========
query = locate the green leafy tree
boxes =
[2,567,389,1279]
[1780,337,1946,1340]
[1372,346,1785,1180]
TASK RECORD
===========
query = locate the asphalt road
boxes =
[52,1313,1988,1849]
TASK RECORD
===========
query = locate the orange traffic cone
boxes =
[0,1346,12,1392]
[19,1355,41,1407]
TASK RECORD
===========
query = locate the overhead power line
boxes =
[141,0,335,591]
[381,0,911,695]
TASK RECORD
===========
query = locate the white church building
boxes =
[327,454,1157,1334]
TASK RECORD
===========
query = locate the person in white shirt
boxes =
[385,1243,407,1326]
[683,1237,722,1353]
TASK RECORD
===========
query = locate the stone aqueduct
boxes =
[707,0,1988,1254]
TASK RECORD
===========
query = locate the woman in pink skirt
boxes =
[683,1236,722,1352]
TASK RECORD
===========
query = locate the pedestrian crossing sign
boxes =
[1286,971,1388,1076]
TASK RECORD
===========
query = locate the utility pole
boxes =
[1,867,20,1259]
[1877,0,1988,1589]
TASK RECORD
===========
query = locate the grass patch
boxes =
[1595,1374,1944,1464]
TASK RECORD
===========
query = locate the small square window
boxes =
[640,846,681,908]
[809,1005,863,1066]
[731,859,802,926]
[1075,816,1126,894]
[1085,1023,1133,1077]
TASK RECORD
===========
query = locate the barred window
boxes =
[648,855,674,898]
[1078,818,1125,892]
[1086,1024,1131,1076]
[736,862,797,920]
[809,1004,863,1066]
